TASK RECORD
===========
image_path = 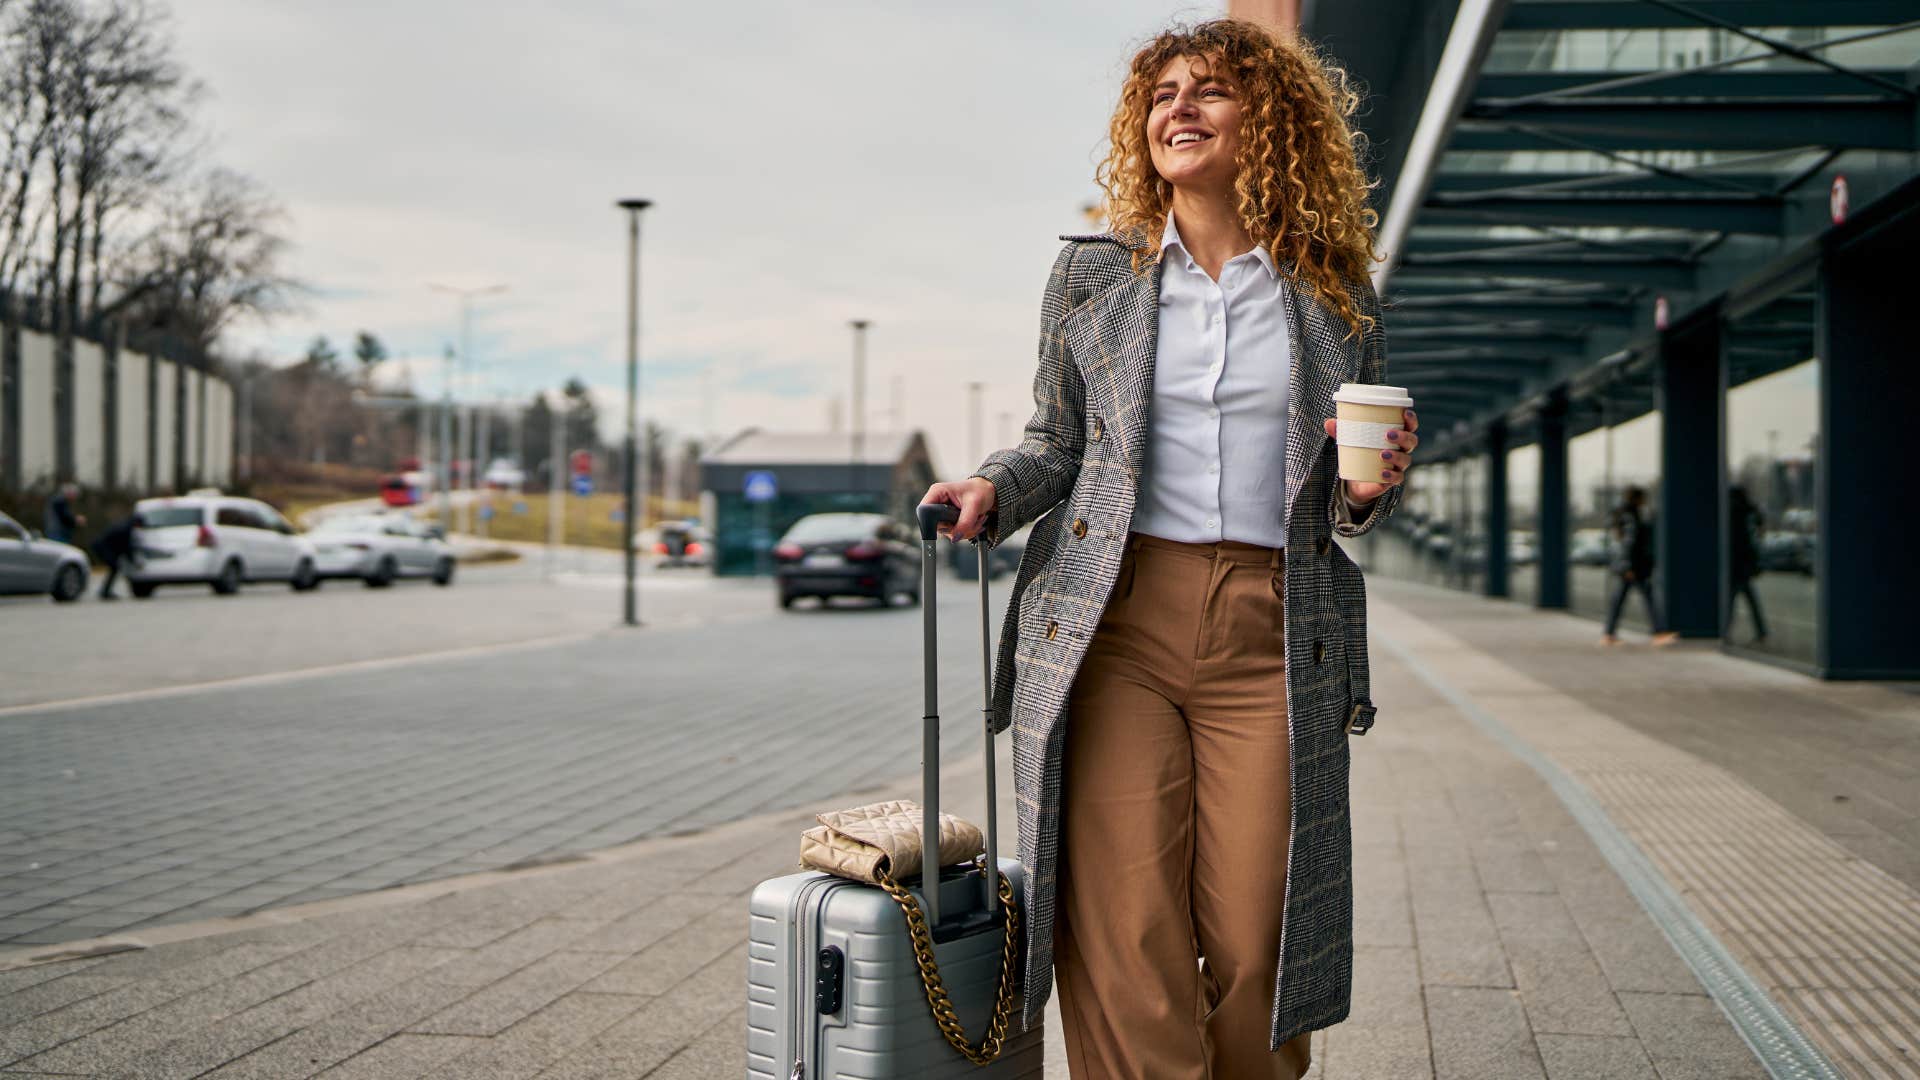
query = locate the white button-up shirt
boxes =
[1129,213,1293,549]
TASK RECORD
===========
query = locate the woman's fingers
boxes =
[925,480,986,541]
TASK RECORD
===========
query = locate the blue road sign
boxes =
[744,470,778,503]
[571,474,594,497]
[478,503,495,522]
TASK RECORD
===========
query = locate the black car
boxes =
[773,513,920,609]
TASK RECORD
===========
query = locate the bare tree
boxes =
[68,0,193,325]
[0,0,280,358]
[111,165,295,357]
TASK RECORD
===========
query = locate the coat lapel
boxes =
[1062,260,1161,478]
[1283,273,1343,530]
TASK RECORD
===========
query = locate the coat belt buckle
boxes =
[1345,702,1375,736]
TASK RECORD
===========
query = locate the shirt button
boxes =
[1207,463,1219,475]
[1205,518,1217,529]
[1208,407,1219,419]
[1211,314,1222,324]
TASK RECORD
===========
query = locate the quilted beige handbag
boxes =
[799,799,983,885]
[797,795,1017,1065]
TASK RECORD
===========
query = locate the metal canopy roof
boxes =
[1302,0,1920,456]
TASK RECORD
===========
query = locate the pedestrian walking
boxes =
[1727,485,1769,643]
[89,511,144,600]
[44,482,85,544]
[924,20,1412,1078]
[1600,485,1678,646]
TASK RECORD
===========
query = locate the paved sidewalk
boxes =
[11,578,1916,1077]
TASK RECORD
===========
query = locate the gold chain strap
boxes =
[873,856,1021,1066]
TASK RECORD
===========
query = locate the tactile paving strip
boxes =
[1378,602,1918,1080]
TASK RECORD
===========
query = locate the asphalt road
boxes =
[0,555,1013,949]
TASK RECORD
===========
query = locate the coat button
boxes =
[1312,641,1326,664]
[1090,417,1104,441]
[1315,536,1330,556]
[1072,518,1088,539]
[1045,621,1059,641]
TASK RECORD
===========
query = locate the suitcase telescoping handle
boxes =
[915,502,1000,933]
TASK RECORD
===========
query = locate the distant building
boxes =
[698,429,935,576]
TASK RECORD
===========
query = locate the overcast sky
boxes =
[169,0,1223,475]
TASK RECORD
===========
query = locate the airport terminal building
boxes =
[1303,0,1920,678]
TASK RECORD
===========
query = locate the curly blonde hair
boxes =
[1098,19,1379,337]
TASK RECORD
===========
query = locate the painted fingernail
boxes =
[1381,470,1392,479]
[1387,431,1399,441]
[1381,450,1394,460]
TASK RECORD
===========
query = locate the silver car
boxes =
[129,494,320,597]
[309,514,455,587]
[0,510,90,602]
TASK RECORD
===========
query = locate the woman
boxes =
[922,20,1417,1079]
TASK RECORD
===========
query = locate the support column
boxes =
[1536,393,1568,609]
[1484,419,1508,598]
[1657,307,1725,638]
[1816,184,1919,678]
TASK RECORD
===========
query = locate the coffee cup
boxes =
[1333,383,1414,482]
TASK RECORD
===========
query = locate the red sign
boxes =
[569,449,593,476]
[1830,174,1849,225]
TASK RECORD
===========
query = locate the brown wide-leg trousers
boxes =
[1055,532,1312,1080]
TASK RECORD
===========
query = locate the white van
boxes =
[129,494,319,597]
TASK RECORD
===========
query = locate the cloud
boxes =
[174,0,1221,473]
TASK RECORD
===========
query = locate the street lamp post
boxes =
[967,381,984,471]
[439,345,455,533]
[430,282,507,534]
[849,319,870,502]
[617,198,652,629]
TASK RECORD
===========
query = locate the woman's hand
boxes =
[1322,408,1419,505]
[922,477,997,542]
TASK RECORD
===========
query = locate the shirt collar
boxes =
[1161,213,1279,280]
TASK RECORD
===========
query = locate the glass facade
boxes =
[1506,440,1540,605]
[1725,361,1819,663]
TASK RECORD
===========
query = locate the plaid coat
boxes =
[971,232,1402,1049]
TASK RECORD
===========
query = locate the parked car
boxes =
[652,520,711,568]
[772,512,919,608]
[379,474,419,507]
[949,520,1028,581]
[1507,530,1537,567]
[309,514,456,587]
[128,493,319,597]
[1758,529,1814,575]
[1570,527,1614,566]
[0,509,89,602]
[483,459,525,490]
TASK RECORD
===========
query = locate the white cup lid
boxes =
[1333,383,1413,408]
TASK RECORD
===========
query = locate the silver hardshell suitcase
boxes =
[745,504,1044,1079]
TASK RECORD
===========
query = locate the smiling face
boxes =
[1145,54,1243,197]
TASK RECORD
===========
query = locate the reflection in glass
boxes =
[1567,409,1662,631]
[1725,359,1818,663]
[1507,442,1539,604]
[1372,458,1457,587]
[1453,453,1487,593]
